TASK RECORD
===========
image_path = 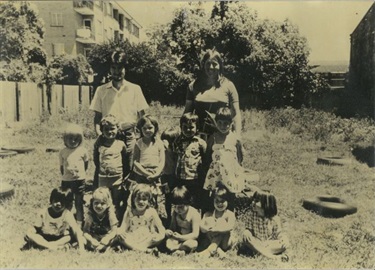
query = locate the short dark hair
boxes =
[212,184,231,203]
[49,187,74,209]
[215,106,233,122]
[180,113,199,128]
[111,49,126,66]
[171,186,192,205]
[136,114,159,139]
[161,127,180,144]
[252,190,278,218]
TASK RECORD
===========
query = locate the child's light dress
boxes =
[204,131,245,193]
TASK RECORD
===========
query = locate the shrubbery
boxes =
[264,106,375,147]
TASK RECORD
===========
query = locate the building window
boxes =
[50,13,63,26]
[84,48,92,58]
[83,19,92,30]
[126,18,131,32]
[108,3,113,16]
[52,43,65,56]
[133,25,139,38]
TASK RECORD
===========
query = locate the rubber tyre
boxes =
[0,183,15,200]
[0,150,18,158]
[46,147,61,153]
[316,156,352,166]
[302,195,357,218]
[2,146,35,154]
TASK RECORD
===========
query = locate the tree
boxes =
[0,1,47,82]
[150,2,326,108]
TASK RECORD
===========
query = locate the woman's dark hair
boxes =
[130,184,153,209]
[215,106,233,122]
[49,187,74,209]
[111,49,126,67]
[171,186,192,205]
[252,190,278,219]
[194,49,225,89]
[136,114,159,141]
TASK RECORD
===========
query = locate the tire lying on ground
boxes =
[0,183,15,201]
[302,195,357,218]
[0,150,18,158]
[46,147,61,153]
[316,156,352,166]
[2,146,35,154]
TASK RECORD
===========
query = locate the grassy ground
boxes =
[0,104,374,269]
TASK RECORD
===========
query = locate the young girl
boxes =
[24,187,85,251]
[83,187,118,252]
[132,115,165,184]
[117,184,165,253]
[165,186,201,255]
[93,114,127,221]
[241,190,289,261]
[160,127,180,224]
[204,106,245,194]
[59,123,89,226]
[199,185,236,258]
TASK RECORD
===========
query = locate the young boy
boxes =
[173,113,207,212]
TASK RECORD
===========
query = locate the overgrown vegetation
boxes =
[0,106,374,268]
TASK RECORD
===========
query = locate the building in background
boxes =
[348,2,374,113]
[34,0,142,58]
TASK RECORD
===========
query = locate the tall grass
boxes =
[0,105,374,268]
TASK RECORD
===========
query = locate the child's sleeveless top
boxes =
[85,207,118,237]
[136,138,164,170]
[204,132,245,193]
[38,208,71,236]
[126,208,156,235]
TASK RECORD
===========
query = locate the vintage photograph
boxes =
[0,0,374,269]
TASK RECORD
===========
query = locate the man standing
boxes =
[90,49,149,186]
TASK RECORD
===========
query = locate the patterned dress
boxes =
[204,132,245,193]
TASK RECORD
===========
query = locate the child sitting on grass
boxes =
[59,123,89,226]
[241,190,289,261]
[199,184,236,258]
[117,184,165,254]
[165,186,201,255]
[23,187,85,251]
[83,187,118,252]
[93,114,127,221]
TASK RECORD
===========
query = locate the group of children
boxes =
[23,107,289,261]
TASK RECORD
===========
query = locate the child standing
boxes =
[93,114,127,221]
[160,127,180,224]
[173,113,207,211]
[132,115,165,185]
[117,184,165,253]
[241,190,289,261]
[204,106,245,195]
[59,123,89,226]
[165,186,201,255]
[199,185,236,258]
[83,187,118,252]
[23,187,84,251]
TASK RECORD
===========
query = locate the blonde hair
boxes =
[62,123,84,147]
[130,184,153,209]
[89,187,114,213]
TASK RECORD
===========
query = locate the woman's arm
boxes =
[232,101,242,135]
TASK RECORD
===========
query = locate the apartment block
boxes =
[34,0,142,58]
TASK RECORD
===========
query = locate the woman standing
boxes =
[183,49,242,140]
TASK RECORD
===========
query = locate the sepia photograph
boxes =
[0,0,374,269]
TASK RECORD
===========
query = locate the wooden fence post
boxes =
[15,82,20,121]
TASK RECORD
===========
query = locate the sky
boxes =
[121,1,373,63]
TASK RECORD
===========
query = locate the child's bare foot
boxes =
[172,250,185,256]
[216,248,226,259]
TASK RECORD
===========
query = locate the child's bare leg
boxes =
[220,232,233,251]
[51,235,71,249]
[200,232,221,255]
[180,239,198,253]
[242,230,278,259]
[25,227,68,250]
[166,238,180,252]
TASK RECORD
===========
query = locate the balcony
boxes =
[76,28,96,44]
[74,0,94,15]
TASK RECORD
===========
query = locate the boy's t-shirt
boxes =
[173,135,207,181]
[97,140,126,176]
[35,208,74,237]
[59,146,89,181]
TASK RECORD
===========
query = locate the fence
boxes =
[0,81,92,123]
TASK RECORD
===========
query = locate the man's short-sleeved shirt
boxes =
[89,80,149,128]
